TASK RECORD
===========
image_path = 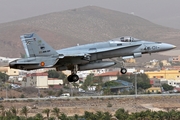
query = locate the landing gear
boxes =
[121,68,127,74]
[119,58,127,74]
[67,65,79,82]
[67,74,79,82]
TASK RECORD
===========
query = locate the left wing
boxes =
[94,44,141,53]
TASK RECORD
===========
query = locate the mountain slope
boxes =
[0,6,179,59]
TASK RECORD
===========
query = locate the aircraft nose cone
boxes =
[162,43,176,51]
[167,44,176,49]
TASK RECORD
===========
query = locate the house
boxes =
[22,73,48,88]
[145,70,180,80]
[146,87,162,93]
[103,80,133,94]
[170,55,180,62]
[150,78,161,87]
[21,72,64,89]
[0,67,20,81]
[48,78,63,89]
[95,71,120,83]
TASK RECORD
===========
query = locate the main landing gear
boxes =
[67,65,79,82]
[67,74,79,82]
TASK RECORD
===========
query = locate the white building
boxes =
[22,73,48,88]
[9,72,64,89]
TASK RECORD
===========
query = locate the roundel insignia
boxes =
[40,62,45,66]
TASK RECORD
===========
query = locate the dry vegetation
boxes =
[1,88,180,116]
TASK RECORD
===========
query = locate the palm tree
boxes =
[51,107,60,118]
[59,113,69,120]
[42,108,51,119]
[0,105,5,116]
[102,112,112,120]
[95,111,104,119]
[20,106,29,118]
[34,113,43,120]
[114,108,129,120]
[10,106,18,116]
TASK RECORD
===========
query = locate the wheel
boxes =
[121,68,127,74]
[67,74,79,82]
[67,75,74,82]
[72,74,79,82]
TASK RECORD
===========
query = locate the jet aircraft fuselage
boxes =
[8,34,176,82]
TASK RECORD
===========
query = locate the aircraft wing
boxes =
[58,44,141,60]
[90,44,141,53]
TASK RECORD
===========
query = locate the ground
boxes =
[1,95,180,117]
[1,88,180,117]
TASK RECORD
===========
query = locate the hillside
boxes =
[0,6,179,60]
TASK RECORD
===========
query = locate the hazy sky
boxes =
[1,0,180,29]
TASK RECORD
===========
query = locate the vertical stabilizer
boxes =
[21,33,58,57]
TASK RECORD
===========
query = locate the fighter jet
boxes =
[9,33,176,82]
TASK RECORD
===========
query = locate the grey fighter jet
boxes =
[9,33,176,82]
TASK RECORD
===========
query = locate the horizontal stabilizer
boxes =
[9,61,39,66]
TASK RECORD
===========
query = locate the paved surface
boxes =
[4,93,180,101]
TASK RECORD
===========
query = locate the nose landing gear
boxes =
[119,59,127,74]
[121,68,127,74]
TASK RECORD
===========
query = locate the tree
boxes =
[137,82,151,90]
[0,72,9,83]
[21,106,29,118]
[47,70,67,79]
[103,87,112,95]
[74,114,79,120]
[10,106,18,116]
[103,81,120,87]
[81,73,94,90]
[72,82,79,89]
[34,113,43,120]
[162,83,174,91]
[5,110,14,120]
[0,105,5,116]
[118,73,151,90]
[42,108,51,119]
[102,112,112,120]
[159,62,164,69]
[84,111,96,120]
[95,111,104,119]
[47,70,60,78]
[114,108,129,120]
[95,84,102,92]
[118,74,131,82]
[52,107,60,118]
[58,113,69,120]
[58,71,67,80]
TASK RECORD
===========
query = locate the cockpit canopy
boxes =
[120,36,139,42]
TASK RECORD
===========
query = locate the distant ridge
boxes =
[0,6,179,61]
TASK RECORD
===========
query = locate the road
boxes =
[3,93,180,101]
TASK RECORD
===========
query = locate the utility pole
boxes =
[6,85,7,99]
[134,72,137,98]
